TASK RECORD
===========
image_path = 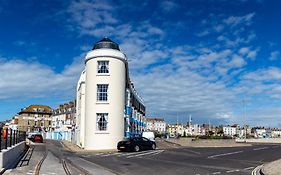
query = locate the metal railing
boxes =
[0,128,26,152]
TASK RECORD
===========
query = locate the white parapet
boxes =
[0,141,26,170]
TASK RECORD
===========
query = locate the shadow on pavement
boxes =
[17,146,34,167]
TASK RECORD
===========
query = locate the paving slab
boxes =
[40,151,65,175]
[262,159,281,175]
[3,144,45,175]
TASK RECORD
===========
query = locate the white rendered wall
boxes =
[84,49,126,150]
[76,70,86,148]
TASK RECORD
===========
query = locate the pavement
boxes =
[3,143,45,175]
[2,138,181,175]
[3,140,120,175]
[166,137,252,147]
[260,158,281,175]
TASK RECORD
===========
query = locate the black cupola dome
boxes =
[92,37,120,51]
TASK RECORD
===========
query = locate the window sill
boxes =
[96,74,110,76]
[96,102,109,105]
[95,131,110,134]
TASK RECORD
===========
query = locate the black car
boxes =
[117,137,156,152]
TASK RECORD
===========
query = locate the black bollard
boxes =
[0,128,2,152]
[13,130,16,145]
[9,128,12,147]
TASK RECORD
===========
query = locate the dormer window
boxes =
[97,61,109,73]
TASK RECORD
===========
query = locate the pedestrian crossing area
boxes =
[81,149,164,159]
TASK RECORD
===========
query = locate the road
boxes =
[69,143,281,175]
[63,140,281,175]
[10,140,281,175]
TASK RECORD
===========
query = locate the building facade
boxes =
[145,118,166,133]
[49,102,76,141]
[185,124,205,136]
[167,124,184,137]
[271,129,281,138]
[76,38,145,150]
[18,105,52,132]
[52,102,75,132]
[223,125,238,137]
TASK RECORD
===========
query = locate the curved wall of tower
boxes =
[84,48,126,150]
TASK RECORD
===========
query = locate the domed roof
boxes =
[92,37,120,51]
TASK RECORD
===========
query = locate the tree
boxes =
[217,130,224,136]
[208,131,214,136]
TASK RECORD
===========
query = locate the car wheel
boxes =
[151,143,156,150]
[134,145,140,152]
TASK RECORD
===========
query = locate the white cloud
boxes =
[239,47,250,55]
[133,64,236,120]
[67,0,117,36]
[160,1,179,13]
[242,67,281,81]
[196,30,210,37]
[238,47,258,60]
[224,13,255,27]
[228,54,246,68]
[13,40,36,47]
[0,56,83,100]
[244,107,281,127]
[269,51,280,61]
[247,50,258,60]
[213,24,224,32]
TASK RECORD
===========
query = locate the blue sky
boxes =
[0,0,281,127]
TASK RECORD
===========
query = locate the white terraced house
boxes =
[76,38,146,150]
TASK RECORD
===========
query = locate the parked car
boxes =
[28,134,43,143]
[117,137,156,152]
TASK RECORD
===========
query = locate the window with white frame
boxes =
[96,113,108,131]
[97,84,108,101]
[97,61,109,73]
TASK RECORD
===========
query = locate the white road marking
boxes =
[244,166,255,170]
[147,150,164,156]
[208,151,243,158]
[96,150,164,158]
[95,153,104,156]
[212,172,221,174]
[252,165,264,175]
[253,147,268,151]
[127,150,164,158]
[226,170,236,173]
[82,154,91,157]
[117,150,152,157]
[101,152,122,157]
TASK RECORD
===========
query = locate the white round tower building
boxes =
[84,38,127,150]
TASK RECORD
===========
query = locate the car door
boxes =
[141,137,151,149]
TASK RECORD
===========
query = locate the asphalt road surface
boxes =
[73,144,281,175]
[39,140,281,175]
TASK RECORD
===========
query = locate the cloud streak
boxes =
[0,56,83,100]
